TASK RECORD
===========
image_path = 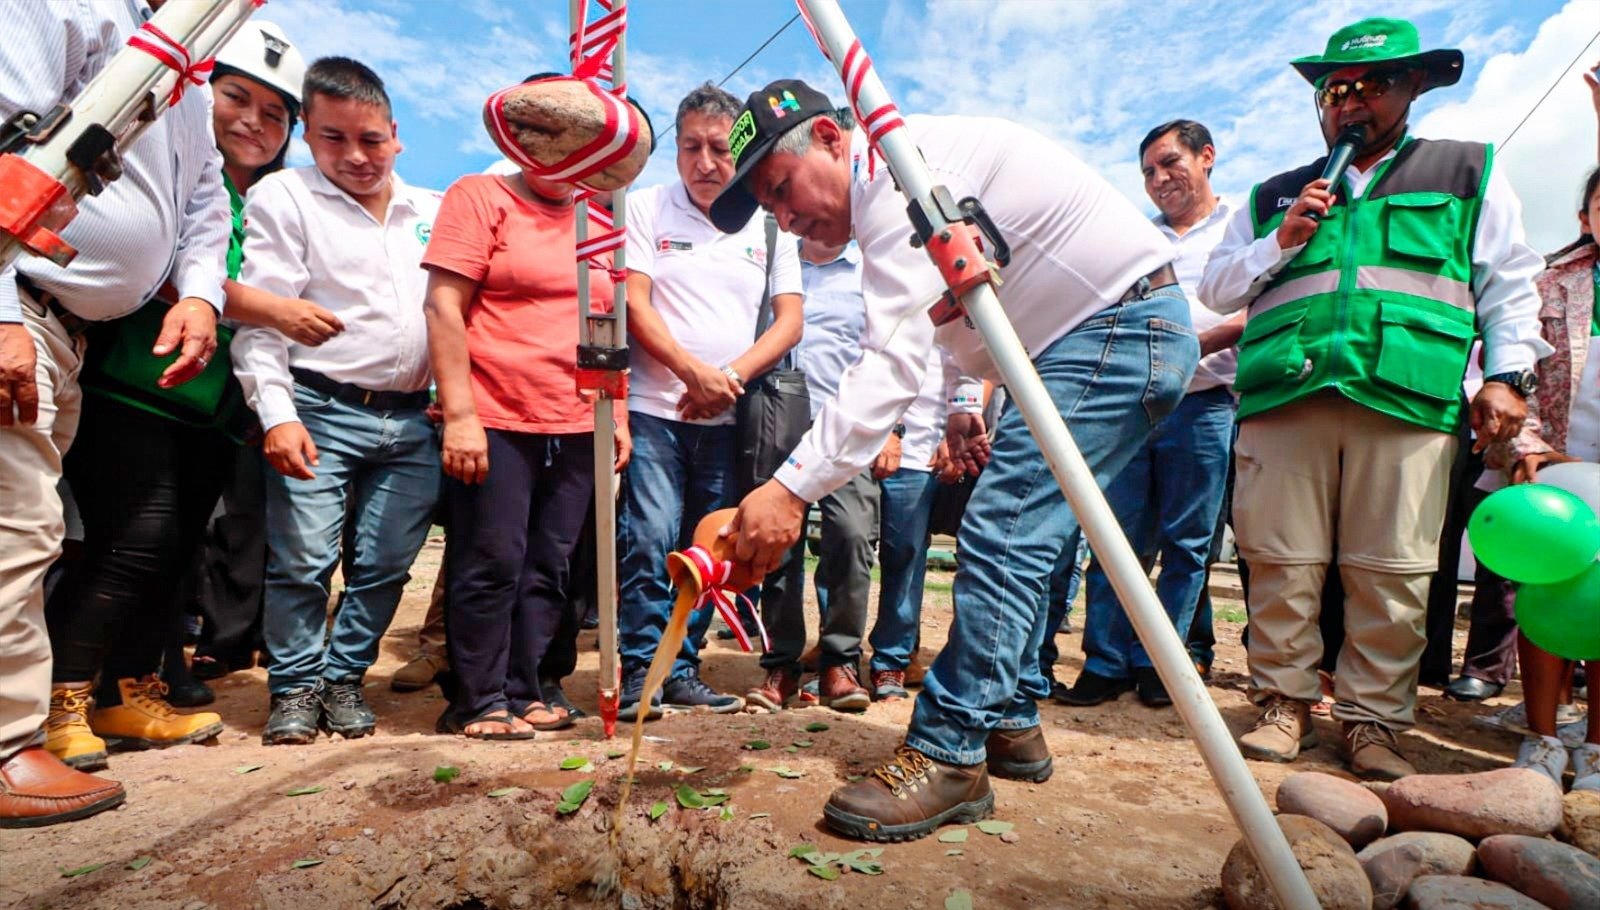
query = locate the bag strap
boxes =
[752,214,797,372]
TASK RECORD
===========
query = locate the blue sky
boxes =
[263,0,1597,252]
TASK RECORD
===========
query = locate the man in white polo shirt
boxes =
[616,83,803,720]
[233,58,440,746]
[710,80,1197,840]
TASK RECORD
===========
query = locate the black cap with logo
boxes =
[708,79,836,233]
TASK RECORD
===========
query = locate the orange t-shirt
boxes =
[423,174,614,434]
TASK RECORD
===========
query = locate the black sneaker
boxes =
[663,669,744,714]
[263,685,323,745]
[1053,670,1134,706]
[1135,667,1172,708]
[320,677,376,739]
[617,666,662,722]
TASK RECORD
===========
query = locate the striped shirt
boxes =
[0,0,230,324]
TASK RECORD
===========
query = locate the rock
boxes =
[1220,814,1372,910]
[1477,834,1600,909]
[484,79,654,192]
[1363,841,1425,910]
[1405,875,1552,909]
[1560,791,1600,859]
[1358,833,1477,910]
[1277,772,1389,849]
[1382,769,1564,839]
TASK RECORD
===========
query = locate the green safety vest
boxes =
[1236,136,1490,434]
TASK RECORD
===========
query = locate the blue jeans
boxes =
[906,290,1197,765]
[1037,529,1086,681]
[869,467,939,672]
[1080,386,1235,679]
[262,385,440,694]
[618,411,737,679]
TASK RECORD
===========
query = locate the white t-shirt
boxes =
[624,180,803,425]
[1155,197,1236,392]
[774,115,1176,502]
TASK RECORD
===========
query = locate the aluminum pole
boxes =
[795,2,1316,907]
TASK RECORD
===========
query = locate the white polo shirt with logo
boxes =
[624,179,803,426]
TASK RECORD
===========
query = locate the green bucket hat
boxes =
[1291,17,1463,93]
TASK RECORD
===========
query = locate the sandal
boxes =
[438,709,538,741]
[522,701,574,732]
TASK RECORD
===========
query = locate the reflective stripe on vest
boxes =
[1251,266,1472,318]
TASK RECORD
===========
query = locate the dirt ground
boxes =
[0,535,1531,909]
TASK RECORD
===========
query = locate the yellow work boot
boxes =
[45,683,109,772]
[91,675,224,751]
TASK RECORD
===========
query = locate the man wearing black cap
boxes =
[1199,18,1546,780]
[710,79,1198,841]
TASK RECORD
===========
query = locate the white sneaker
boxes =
[1559,717,1591,749]
[1474,702,1586,737]
[1513,735,1569,788]
[1573,744,1600,792]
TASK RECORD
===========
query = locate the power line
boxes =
[1501,28,1600,150]
[652,12,801,146]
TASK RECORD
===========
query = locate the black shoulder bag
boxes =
[733,216,811,497]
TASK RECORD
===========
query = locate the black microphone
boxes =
[1308,125,1365,222]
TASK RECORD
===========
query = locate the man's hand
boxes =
[1276,178,1333,250]
[442,414,490,484]
[944,412,991,477]
[1470,383,1529,452]
[0,323,38,426]
[263,421,319,480]
[275,297,345,346]
[872,433,903,479]
[614,420,632,473]
[929,439,965,484]
[153,298,218,388]
[676,359,742,421]
[1512,450,1578,485]
[722,479,807,579]
[1585,60,1600,116]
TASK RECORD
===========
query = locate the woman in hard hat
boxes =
[40,21,333,772]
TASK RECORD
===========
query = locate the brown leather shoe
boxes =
[986,725,1053,782]
[800,644,822,674]
[745,666,802,713]
[0,746,125,829]
[1343,721,1416,781]
[823,745,994,841]
[904,649,930,688]
[1238,696,1318,763]
[819,665,871,713]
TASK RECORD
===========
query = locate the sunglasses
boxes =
[1315,69,1413,108]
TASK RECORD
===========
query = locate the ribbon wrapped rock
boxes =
[483,77,651,191]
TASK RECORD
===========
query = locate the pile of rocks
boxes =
[1220,769,1600,909]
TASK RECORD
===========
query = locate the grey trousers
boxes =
[759,471,880,671]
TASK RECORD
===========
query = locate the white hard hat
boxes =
[213,20,305,107]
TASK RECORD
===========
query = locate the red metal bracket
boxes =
[0,154,79,266]
[925,221,998,327]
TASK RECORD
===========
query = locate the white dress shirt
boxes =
[774,115,1176,503]
[1198,142,1550,376]
[624,180,804,426]
[1155,197,1236,392]
[232,167,440,431]
[0,0,229,324]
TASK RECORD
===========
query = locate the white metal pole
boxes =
[795,2,1316,907]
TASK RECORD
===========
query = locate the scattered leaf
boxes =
[674,784,705,809]
[788,844,819,859]
[556,778,595,815]
[59,862,107,878]
[655,760,674,772]
[486,787,521,798]
[845,774,864,782]
[703,787,729,796]
[809,865,840,881]
[750,812,771,819]
[291,858,324,870]
[678,765,706,774]
[770,766,804,779]
[743,740,771,751]
[559,756,592,771]
[432,766,459,784]
[738,764,755,773]
[793,740,813,748]
[976,820,1014,835]
[286,786,325,797]
[126,856,153,871]
[937,828,969,843]
[605,749,626,759]
[946,891,974,910]
[803,721,830,733]
[699,793,731,807]
[718,804,734,821]
[945,849,964,857]
[649,801,669,821]
[783,745,799,753]
[233,763,264,775]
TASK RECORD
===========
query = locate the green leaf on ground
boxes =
[649,801,669,820]
[126,857,153,871]
[937,828,969,844]
[675,783,705,809]
[605,749,626,759]
[946,891,975,910]
[286,786,325,797]
[840,848,885,874]
[783,745,799,753]
[718,804,734,821]
[486,787,521,798]
[678,765,706,774]
[432,766,459,783]
[809,865,840,881]
[844,774,864,782]
[59,862,107,878]
[559,756,591,771]
[750,812,771,819]
[290,859,324,870]
[788,844,818,859]
[738,764,755,773]
[976,820,1014,836]
[945,849,963,857]
[743,740,771,751]
[792,740,813,748]
[556,778,595,815]
[233,763,263,774]
[703,787,729,796]
[656,760,674,772]
[803,721,830,733]
[699,793,731,807]
[770,766,804,779]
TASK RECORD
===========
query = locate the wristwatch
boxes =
[892,423,907,438]
[1483,370,1537,399]
[720,365,742,385]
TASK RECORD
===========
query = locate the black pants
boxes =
[443,431,594,722]
[539,501,597,686]
[46,397,232,700]
[189,443,267,666]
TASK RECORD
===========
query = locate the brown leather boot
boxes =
[0,746,125,829]
[1238,696,1317,763]
[819,665,871,713]
[745,666,802,714]
[904,649,929,688]
[1343,721,1416,781]
[824,745,994,841]
[986,725,1053,782]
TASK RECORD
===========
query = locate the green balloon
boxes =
[1468,484,1600,585]
[1516,561,1600,661]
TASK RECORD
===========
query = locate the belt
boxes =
[15,276,90,336]
[291,367,430,412]
[1117,263,1179,304]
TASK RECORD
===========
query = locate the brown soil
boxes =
[0,536,1525,909]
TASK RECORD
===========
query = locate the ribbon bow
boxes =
[127,22,215,107]
[678,545,770,654]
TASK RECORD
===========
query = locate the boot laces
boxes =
[328,681,365,709]
[870,746,933,797]
[51,687,93,722]
[1348,721,1400,754]
[128,676,179,719]
[1258,698,1302,733]
[876,671,906,688]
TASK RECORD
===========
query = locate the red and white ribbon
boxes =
[795,3,903,145]
[678,545,769,654]
[127,21,215,107]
